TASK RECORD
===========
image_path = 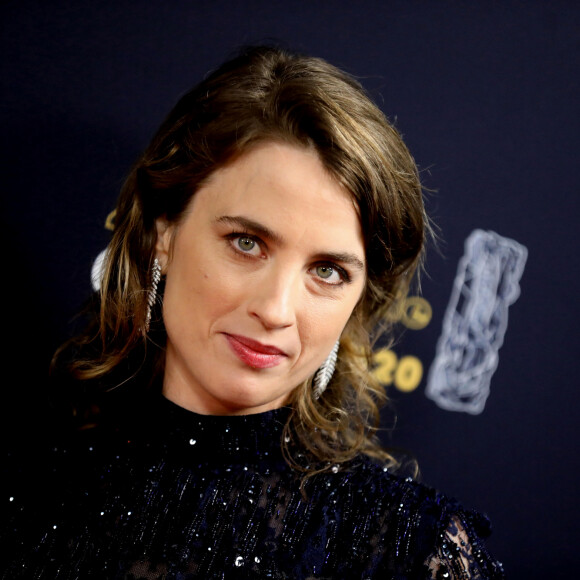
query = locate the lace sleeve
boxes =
[424,513,505,579]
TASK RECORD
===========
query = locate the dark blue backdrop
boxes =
[2,1,578,576]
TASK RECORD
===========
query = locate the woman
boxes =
[2,46,504,578]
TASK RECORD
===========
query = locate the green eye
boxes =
[316,265,334,279]
[237,237,256,252]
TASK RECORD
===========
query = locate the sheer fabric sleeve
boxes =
[424,512,505,579]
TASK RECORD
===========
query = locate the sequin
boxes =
[1,395,504,578]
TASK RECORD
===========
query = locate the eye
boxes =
[312,264,348,285]
[231,235,263,257]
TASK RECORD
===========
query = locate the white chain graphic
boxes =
[426,230,527,414]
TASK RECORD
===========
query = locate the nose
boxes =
[247,266,299,330]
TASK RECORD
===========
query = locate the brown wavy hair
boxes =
[57,46,428,476]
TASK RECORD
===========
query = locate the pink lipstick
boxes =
[224,334,287,369]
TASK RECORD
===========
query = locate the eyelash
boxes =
[225,231,352,286]
[314,263,351,286]
[226,232,265,259]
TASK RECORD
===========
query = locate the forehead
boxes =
[187,142,364,256]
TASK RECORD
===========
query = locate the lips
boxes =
[224,333,288,369]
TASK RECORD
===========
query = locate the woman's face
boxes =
[156,142,366,415]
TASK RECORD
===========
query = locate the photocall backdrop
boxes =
[1,1,578,576]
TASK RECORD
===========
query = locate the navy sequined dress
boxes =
[2,395,504,579]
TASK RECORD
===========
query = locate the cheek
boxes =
[163,254,243,331]
[299,294,358,351]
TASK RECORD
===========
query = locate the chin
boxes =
[213,382,291,415]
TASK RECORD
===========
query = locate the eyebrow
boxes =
[317,251,365,272]
[215,214,365,272]
[216,215,284,244]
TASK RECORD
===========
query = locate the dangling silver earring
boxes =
[313,340,340,399]
[144,258,162,333]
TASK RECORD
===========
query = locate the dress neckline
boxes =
[143,395,291,464]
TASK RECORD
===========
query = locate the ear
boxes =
[155,217,173,271]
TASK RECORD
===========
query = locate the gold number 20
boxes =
[372,348,423,392]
